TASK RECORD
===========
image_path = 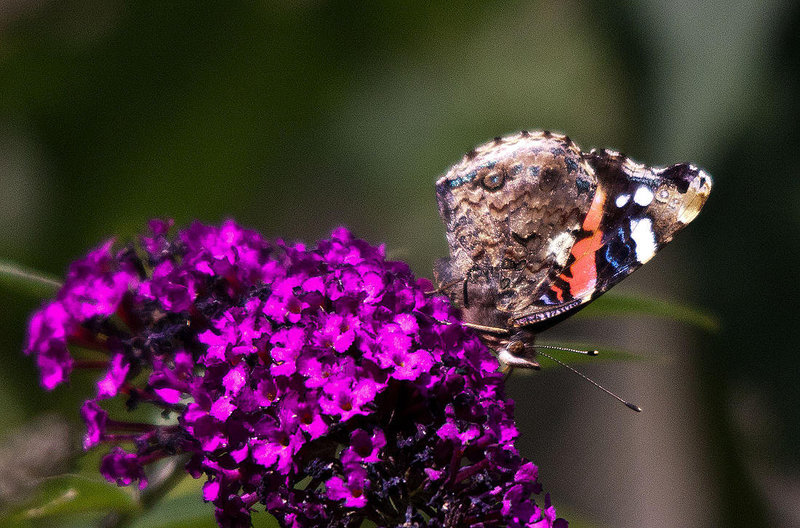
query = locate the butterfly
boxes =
[433,131,711,408]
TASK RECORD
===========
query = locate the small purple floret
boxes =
[80,400,107,450]
[100,447,148,490]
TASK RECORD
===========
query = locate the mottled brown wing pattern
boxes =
[434,131,597,331]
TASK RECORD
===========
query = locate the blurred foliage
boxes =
[1,1,799,527]
[576,292,720,333]
[0,259,60,298]
[1,474,138,527]
[0,472,280,528]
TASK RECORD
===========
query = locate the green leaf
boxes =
[251,509,281,528]
[549,505,608,528]
[123,475,279,528]
[2,474,138,524]
[128,492,279,528]
[574,292,719,332]
[0,259,62,298]
[127,493,217,528]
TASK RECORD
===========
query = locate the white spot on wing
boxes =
[633,186,654,206]
[547,231,574,266]
[615,194,630,208]
[630,217,657,263]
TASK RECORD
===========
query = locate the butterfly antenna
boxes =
[537,351,642,412]
[536,344,599,356]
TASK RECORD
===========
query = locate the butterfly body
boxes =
[434,131,712,364]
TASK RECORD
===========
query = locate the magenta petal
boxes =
[210,397,236,421]
[203,480,221,502]
[80,400,107,450]
[97,353,130,399]
[154,387,182,404]
[222,364,248,397]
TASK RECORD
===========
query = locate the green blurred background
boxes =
[1,1,798,527]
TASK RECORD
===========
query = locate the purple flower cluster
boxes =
[25,220,566,528]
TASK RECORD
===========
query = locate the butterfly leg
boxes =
[424,278,462,296]
[460,321,511,336]
[426,317,537,371]
[426,316,510,336]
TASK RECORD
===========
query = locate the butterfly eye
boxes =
[482,169,505,190]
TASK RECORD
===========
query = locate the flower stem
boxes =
[100,456,190,528]
[0,259,62,296]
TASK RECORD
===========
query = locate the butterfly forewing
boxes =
[512,149,712,327]
[434,132,712,335]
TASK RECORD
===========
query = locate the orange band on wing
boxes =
[562,230,604,296]
[546,187,607,302]
[548,283,563,302]
[582,187,606,231]
[551,187,607,300]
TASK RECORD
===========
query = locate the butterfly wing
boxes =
[511,149,712,328]
[434,131,598,330]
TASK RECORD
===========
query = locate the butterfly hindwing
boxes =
[434,131,599,331]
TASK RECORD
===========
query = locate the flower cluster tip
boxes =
[25,220,565,528]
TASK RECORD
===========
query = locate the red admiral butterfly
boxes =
[434,131,711,409]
